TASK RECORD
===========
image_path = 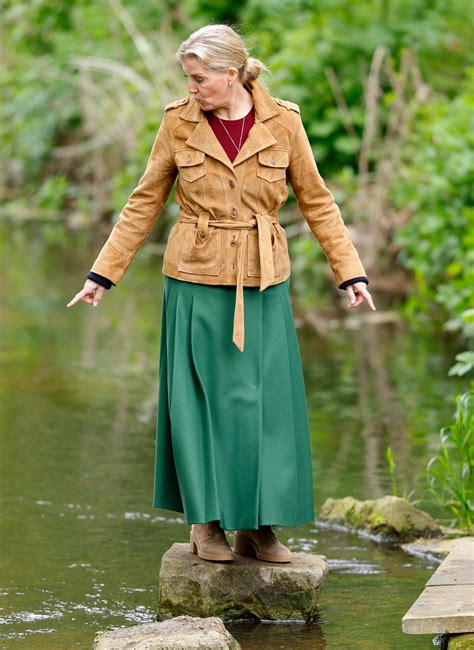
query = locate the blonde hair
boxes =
[175,24,269,84]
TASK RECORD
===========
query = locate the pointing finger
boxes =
[66,286,97,308]
[359,286,376,311]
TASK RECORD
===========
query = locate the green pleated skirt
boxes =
[152,275,315,530]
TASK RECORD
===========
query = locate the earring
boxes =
[228,82,233,88]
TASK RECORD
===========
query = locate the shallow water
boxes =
[0,222,464,648]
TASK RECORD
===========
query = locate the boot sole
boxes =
[233,532,292,563]
[189,530,234,562]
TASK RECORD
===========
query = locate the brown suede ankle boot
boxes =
[233,525,292,562]
[189,521,234,562]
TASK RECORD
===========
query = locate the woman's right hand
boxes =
[66,279,106,309]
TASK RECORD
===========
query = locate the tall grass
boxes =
[425,388,474,530]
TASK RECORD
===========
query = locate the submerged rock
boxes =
[157,543,329,623]
[93,615,241,649]
[401,534,474,561]
[448,633,474,649]
[319,495,442,543]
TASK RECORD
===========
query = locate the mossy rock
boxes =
[157,543,329,623]
[319,495,442,543]
[448,633,474,649]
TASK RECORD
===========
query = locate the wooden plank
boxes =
[402,584,474,634]
[403,539,474,634]
[426,540,474,587]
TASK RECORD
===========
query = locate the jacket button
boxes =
[230,239,237,247]
[230,208,238,217]
[271,158,276,165]
[229,180,235,188]
[186,158,192,164]
[197,231,206,240]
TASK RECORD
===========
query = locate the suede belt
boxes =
[178,211,279,352]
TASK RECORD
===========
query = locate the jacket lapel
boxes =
[231,121,277,167]
[179,79,281,172]
[185,119,235,172]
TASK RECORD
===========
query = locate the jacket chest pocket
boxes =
[256,150,289,182]
[176,150,206,182]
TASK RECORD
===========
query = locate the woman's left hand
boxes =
[346,282,376,311]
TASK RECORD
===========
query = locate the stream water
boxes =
[0,222,465,649]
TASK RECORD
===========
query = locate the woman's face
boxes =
[182,56,235,110]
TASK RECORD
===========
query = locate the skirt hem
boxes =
[152,502,315,530]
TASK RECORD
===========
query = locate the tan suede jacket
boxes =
[89,77,367,351]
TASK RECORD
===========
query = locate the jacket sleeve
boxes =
[286,111,368,287]
[86,271,115,289]
[88,111,178,285]
[339,276,368,290]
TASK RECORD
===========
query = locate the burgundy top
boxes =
[205,106,255,162]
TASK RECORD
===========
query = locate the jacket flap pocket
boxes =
[258,150,289,168]
[176,150,206,167]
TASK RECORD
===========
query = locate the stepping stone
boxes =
[93,615,241,649]
[402,539,474,635]
[156,542,329,623]
[401,535,474,560]
[319,495,441,543]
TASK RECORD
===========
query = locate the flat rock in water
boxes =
[319,495,442,543]
[402,535,474,562]
[157,543,329,622]
[93,615,241,649]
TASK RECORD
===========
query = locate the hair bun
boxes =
[245,56,266,81]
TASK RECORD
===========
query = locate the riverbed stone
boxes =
[156,543,329,623]
[402,535,474,561]
[93,615,241,649]
[319,495,442,543]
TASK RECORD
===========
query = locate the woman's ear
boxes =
[227,67,239,85]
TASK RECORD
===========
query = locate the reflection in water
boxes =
[0,223,461,648]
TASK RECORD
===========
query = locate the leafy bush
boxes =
[425,388,474,530]
[390,70,474,342]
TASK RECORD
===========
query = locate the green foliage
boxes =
[184,0,244,24]
[425,388,474,530]
[390,70,474,343]
[385,446,398,496]
[288,235,336,308]
[384,445,417,504]
[33,175,70,212]
[1,0,186,224]
[449,351,474,378]
[239,0,473,172]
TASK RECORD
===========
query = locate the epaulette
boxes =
[164,96,189,111]
[274,97,300,113]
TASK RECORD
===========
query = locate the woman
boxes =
[67,25,376,564]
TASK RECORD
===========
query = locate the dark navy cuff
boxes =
[338,276,369,290]
[87,272,115,289]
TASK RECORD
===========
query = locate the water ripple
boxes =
[328,558,385,575]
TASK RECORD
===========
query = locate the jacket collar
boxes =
[179,78,281,172]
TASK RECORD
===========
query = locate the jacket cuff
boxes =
[338,276,369,290]
[87,271,115,289]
